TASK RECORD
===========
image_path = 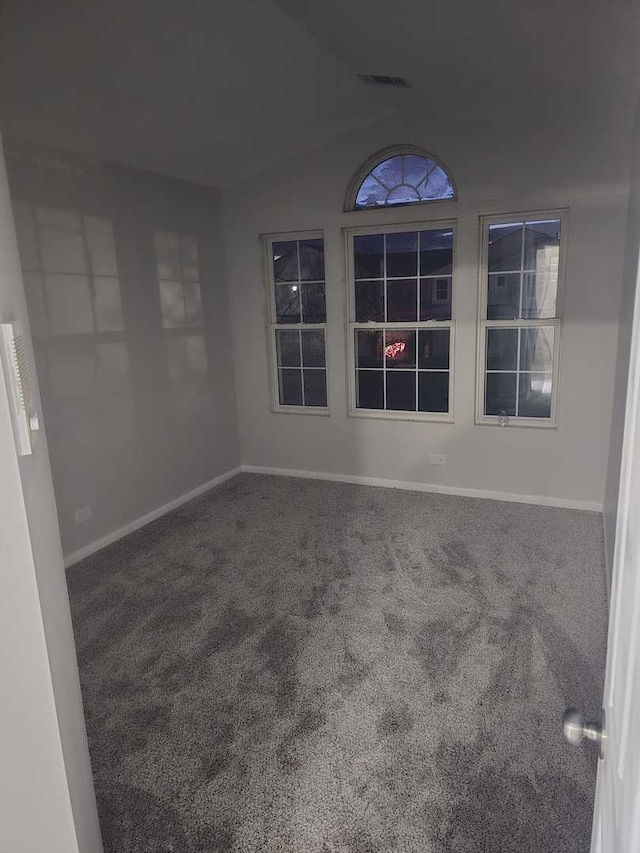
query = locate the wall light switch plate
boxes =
[429,453,447,466]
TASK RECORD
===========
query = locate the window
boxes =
[264,232,328,412]
[345,222,455,420]
[346,147,455,211]
[476,212,566,426]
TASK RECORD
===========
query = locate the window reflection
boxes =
[13,203,125,337]
[155,231,203,329]
[12,203,135,453]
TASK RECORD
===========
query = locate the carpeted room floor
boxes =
[67,473,608,853]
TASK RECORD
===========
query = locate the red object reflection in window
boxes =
[385,340,406,359]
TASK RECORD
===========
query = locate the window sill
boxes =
[475,415,558,429]
[272,405,330,417]
[349,408,453,424]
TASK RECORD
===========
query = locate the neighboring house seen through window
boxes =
[477,213,565,426]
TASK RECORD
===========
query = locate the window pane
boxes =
[354,234,384,279]
[418,329,450,369]
[387,279,417,322]
[403,155,430,185]
[487,274,521,319]
[420,278,451,320]
[372,157,402,188]
[485,373,517,416]
[522,272,558,319]
[386,371,416,411]
[299,238,324,281]
[354,174,387,209]
[279,368,303,405]
[523,220,561,271]
[273,241,298,282]
[486,328,518,371]
[276,330,301,367]
[422,164,455,200]
[420,229,453,275]
[355,280,384,321]
[357,370,384,409]
[419,372,449,413]
[518,373,552,418]
[488,224,523,272]
[301,330,325,367]
[303,370,327,407]
[275,284,301,323]
[301,282,326,323]
[356,330,383,368]
[385,330,416,368]
[520,327,554,372]
[386,231,417,277]
[387,185,422,204]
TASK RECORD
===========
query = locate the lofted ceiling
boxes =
[0,0,639,188]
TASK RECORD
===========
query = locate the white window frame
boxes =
[475,209,568,429]
[263,230,329,416]
[344,219,456,423]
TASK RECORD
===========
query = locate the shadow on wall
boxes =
[5,141,237,556]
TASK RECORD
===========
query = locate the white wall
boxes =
[604,102,640,572]
[0,135,102,851]
[223,111,630,508]
[5,140,240,558]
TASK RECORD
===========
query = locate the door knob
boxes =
[563,707,606,758]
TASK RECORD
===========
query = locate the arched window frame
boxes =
[344,145,457,213]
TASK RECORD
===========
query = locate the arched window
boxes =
[347,146,455,211]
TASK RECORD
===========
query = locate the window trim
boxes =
[344,218,457,423]
[344,145,458,213]
[475,209,568,429]
[262,230,330,416]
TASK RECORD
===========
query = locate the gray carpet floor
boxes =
[67,473,608,853]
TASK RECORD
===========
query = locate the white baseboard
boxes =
[240,464,603,513]
[64,467,241,568]
[65,463,602,568]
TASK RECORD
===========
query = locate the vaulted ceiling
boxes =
[1,0,639,187]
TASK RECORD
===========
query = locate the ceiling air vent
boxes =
[357,74,412,88]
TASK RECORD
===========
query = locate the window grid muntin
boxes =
[349,148,456,211]
[265,232,328,413]
[354,325,451,413]
[484,324,556,418]
[274,325,327,408]
[477,211,566,427]
[347,220,456,421]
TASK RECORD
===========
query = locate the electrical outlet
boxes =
[429,453,447,466]
[74,506,93,524]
